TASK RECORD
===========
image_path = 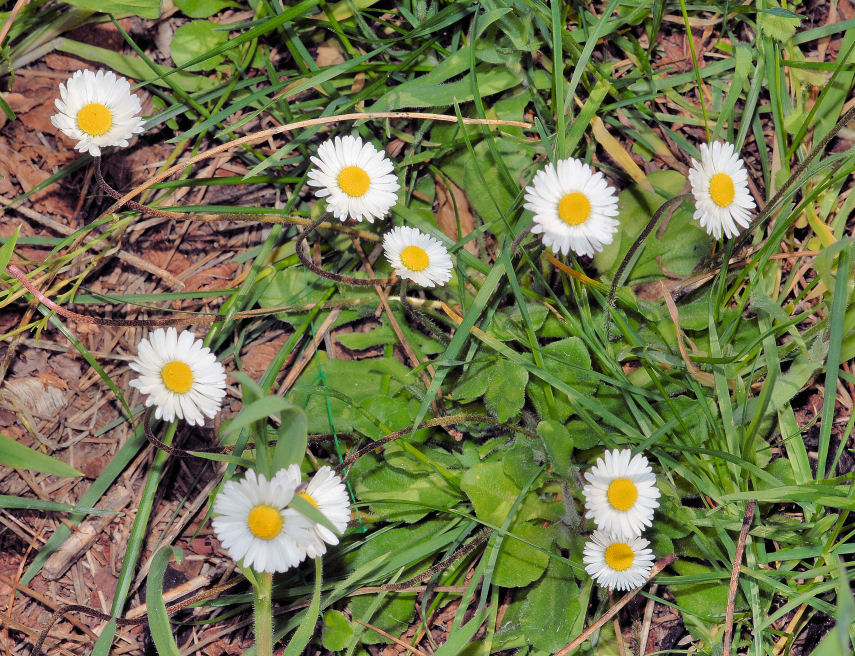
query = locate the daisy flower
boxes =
[583,530,655,591]
[212,469,315,573]
[688,141,755,239]
[129,327,227,427]
[523,157,620,258]
[582,448,660,541]
[296,466,350,557]
[382,226,453,287]
[50,69,145,157]
[307,135,400,222]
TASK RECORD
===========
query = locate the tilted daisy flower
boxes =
[383,226,453,287]
[50,69,145,157]
[583,530,655,591]
[212,469,315,573]
[688,141,755,239]
[523,157,619,258]
[129,327,227,426]
[307,135,400,222]
[295,466,350,558]
[582,448,660,541]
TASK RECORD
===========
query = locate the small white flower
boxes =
[129,327,226,426]
[523,157,619,258]
[307,135,400,222]
[212,468,315,573]
[295,466,350,558]
[50,69,145,157]
[688,141,755,239]
[382,226,453,287]
[583,530,655,591]
[582,448,660,541]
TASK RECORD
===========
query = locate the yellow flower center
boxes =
[557,192,591,226]
[709,172,735,208]
[337,166,370,197]
[298,492,319,508]
[247,505,283,540]
[607,477,638,511]
[160,360,194,394]
[400,245,430,272]
[76,103,113,136]
[604,542,634,571]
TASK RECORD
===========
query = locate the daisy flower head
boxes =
[688,141,755,239]
[583,530,655,591]
[383,226,453,287]
[523,157,620,258]
[212,469,315,573]
[129,327,227,427]
[582,448,660,541]
[307,135,400,223]
[50,69,145,157]
[297,466,350,554]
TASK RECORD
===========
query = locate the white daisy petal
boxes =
[582,531,655,591]
[129,328,226,427]
[523,157,620,258]
[306,135,400,222]
[382,226,453,288]
[297,466,351,547]
[50,69,145,157]
[582,448,661,541]
[689,141,756,239]
[213,469,314,574]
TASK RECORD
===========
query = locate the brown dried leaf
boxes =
[435,175,477,255]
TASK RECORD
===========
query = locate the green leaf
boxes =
[594,170,711,280]
[175,0,237,18]
[351,452,460,523]
[503,446,541,489]
[518,559,580,652]
[537,420,574,472]
[452,359,493,403]
[432,607,489,656]
[488,521,553,588]
[0,495,113,514]
[170,20,228,72]
[0,226,20,273]
[146,546,183,656]
[527,337,594,422]
[484,360,528,422]
[289,494,339,536]
[258,266,333,309]
[222,395,297,438]
[759,4,801,42]
[60,0,161,18]
[0,432,82,477]
[460,462,553,527]
[271,404,308,471]
[671,560,735,620]
[321,610,354,651]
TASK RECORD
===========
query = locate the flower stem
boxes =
[253,571,274,656]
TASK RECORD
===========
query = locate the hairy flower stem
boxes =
[398,279,450,345]
[605,194,692,336]
[295,215,397,286]
[253,572,274,656]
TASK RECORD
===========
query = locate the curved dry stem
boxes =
[95,157,381,240]
[100,113,533,218]
[8,265,396,328]
[605,194,691,334]
[296,215,398,286]
[334,414,539,476]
